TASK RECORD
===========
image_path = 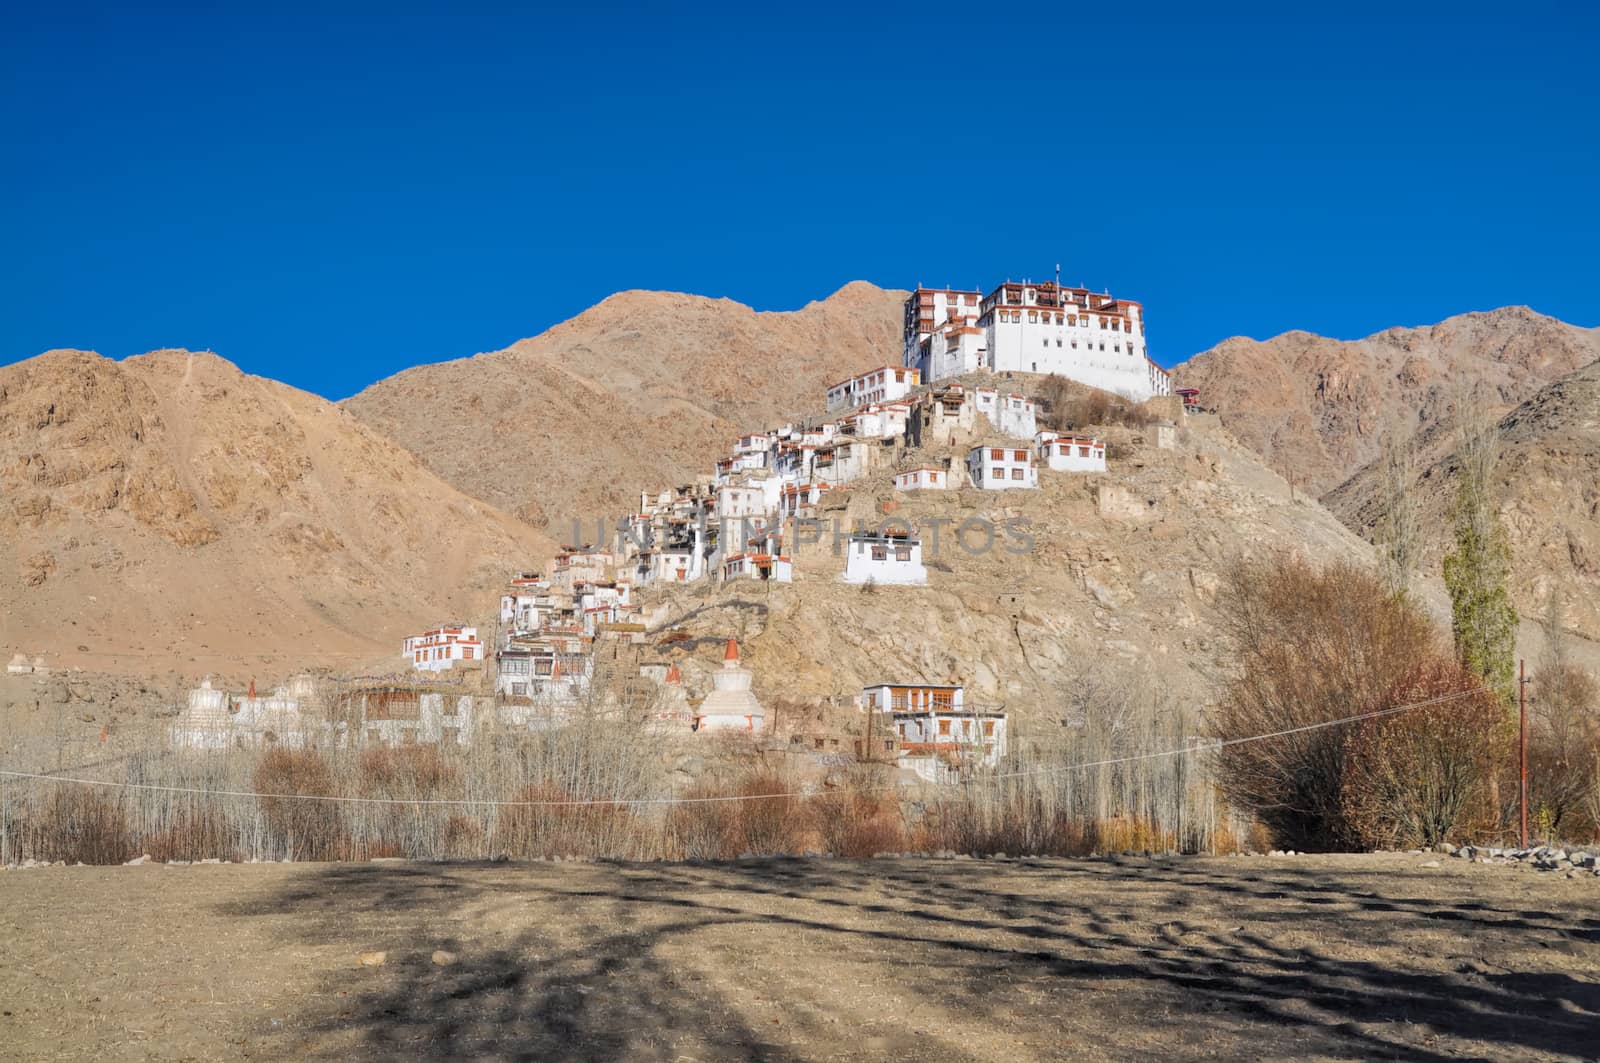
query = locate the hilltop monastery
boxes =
[173,270,1171,781]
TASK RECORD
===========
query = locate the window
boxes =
[991,448,1004,460]
[1042,338,1048,347]
[895,547,911,562]
[511,682,527,696]
[1014,450,1027,461]
[463,647,475,659]
[938,719,951,735]
[1028,311,1038,323]
[1079,446,1090,457]
[983,721,995,736]
[1011,468,1023,480]
[871,545,887,561]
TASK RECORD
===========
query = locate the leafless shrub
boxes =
[35,788,134,865]
[1343,660,1505,849]
[1212,555,1441,851]
[254,748,344,861]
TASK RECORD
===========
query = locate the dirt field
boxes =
[2,853,1597,1061]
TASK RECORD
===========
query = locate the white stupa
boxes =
[695,639,765,732]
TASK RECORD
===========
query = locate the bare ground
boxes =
[1,853,1597,1061]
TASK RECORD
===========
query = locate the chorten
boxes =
[695,639,765,732]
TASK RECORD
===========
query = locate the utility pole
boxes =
[1518,659,1529,848]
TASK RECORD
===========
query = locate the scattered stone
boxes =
[1436,842,1456,855]
[431,950,458,967]
[124,854,150,866]
[358,951,387,967]
[1419,860,1441,869]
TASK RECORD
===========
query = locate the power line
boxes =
[0,688,1481,809]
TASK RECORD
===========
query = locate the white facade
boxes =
[903,288,985,379]
[893,710,1008,764]
[843,532,927,586]
[894,466,949,491]
[404,626,484,672]
[973,389,1038,438]
[966,445,1038,490]
[906,279,1172,401]
[825,366,921,414]
[1036,432,1107,473]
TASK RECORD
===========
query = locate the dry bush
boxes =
[1342,661,1505,849]
[1525,659,1600,841]
[814,775,907,856]
[1040,375,1154,432]
[145,802,234,863]
[732,771,809,856]
[494,781,631,860]
[254,748,344,861]
[358,745,458,794]
[36,788,134,865]
[1213,555,1442,851]
[667,780,741,860]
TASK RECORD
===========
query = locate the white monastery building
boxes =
[904,275,1172,401]
[403,626,484,672]
[894,466,950,491]
[843,530,928,586]
[966,444,1038,490]
[825,365,921,414]
[1036,431,1107,473]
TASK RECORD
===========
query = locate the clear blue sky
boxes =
[4,2,1596,400]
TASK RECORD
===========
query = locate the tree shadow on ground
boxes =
[218,856,1600,1061]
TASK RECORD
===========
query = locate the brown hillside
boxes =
[0,349,551,678]
[1326,359,1600,644]
[1171,307,1600,497]
[341,282,906,532]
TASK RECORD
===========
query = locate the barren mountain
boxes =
[0,349,551,677]
[342,282,906,533]
[1326,360,1600,644]
[1172,307,1600,497]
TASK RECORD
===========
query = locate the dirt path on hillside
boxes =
[2,854,1597,1061]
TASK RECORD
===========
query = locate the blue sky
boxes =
[4,2,1597,400]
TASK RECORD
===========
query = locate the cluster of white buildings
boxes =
[903,278,1171,401]
[609,362,1117,592]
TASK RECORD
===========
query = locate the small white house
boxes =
[826,365,921,414]
[894,466,950,491]
[966,445,1038,490]
[1036,431,1107,473]
[404,626,484,672]
[843,530,927,586]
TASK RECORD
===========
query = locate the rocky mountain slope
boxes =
[1326,360,1600,644]
[342,282,906,533]
[642,403,1391,718]
[1172,307,1600,497]
[0,349,551,677]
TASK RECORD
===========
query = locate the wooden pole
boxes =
[1519,658,1528,849]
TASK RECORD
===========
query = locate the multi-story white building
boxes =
[825,365,921,414]
[403,626,484,672]
[966,444,1037,490]
[905,278,1171,401]
[903,288,986,379]
[1036,431,1107,473]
